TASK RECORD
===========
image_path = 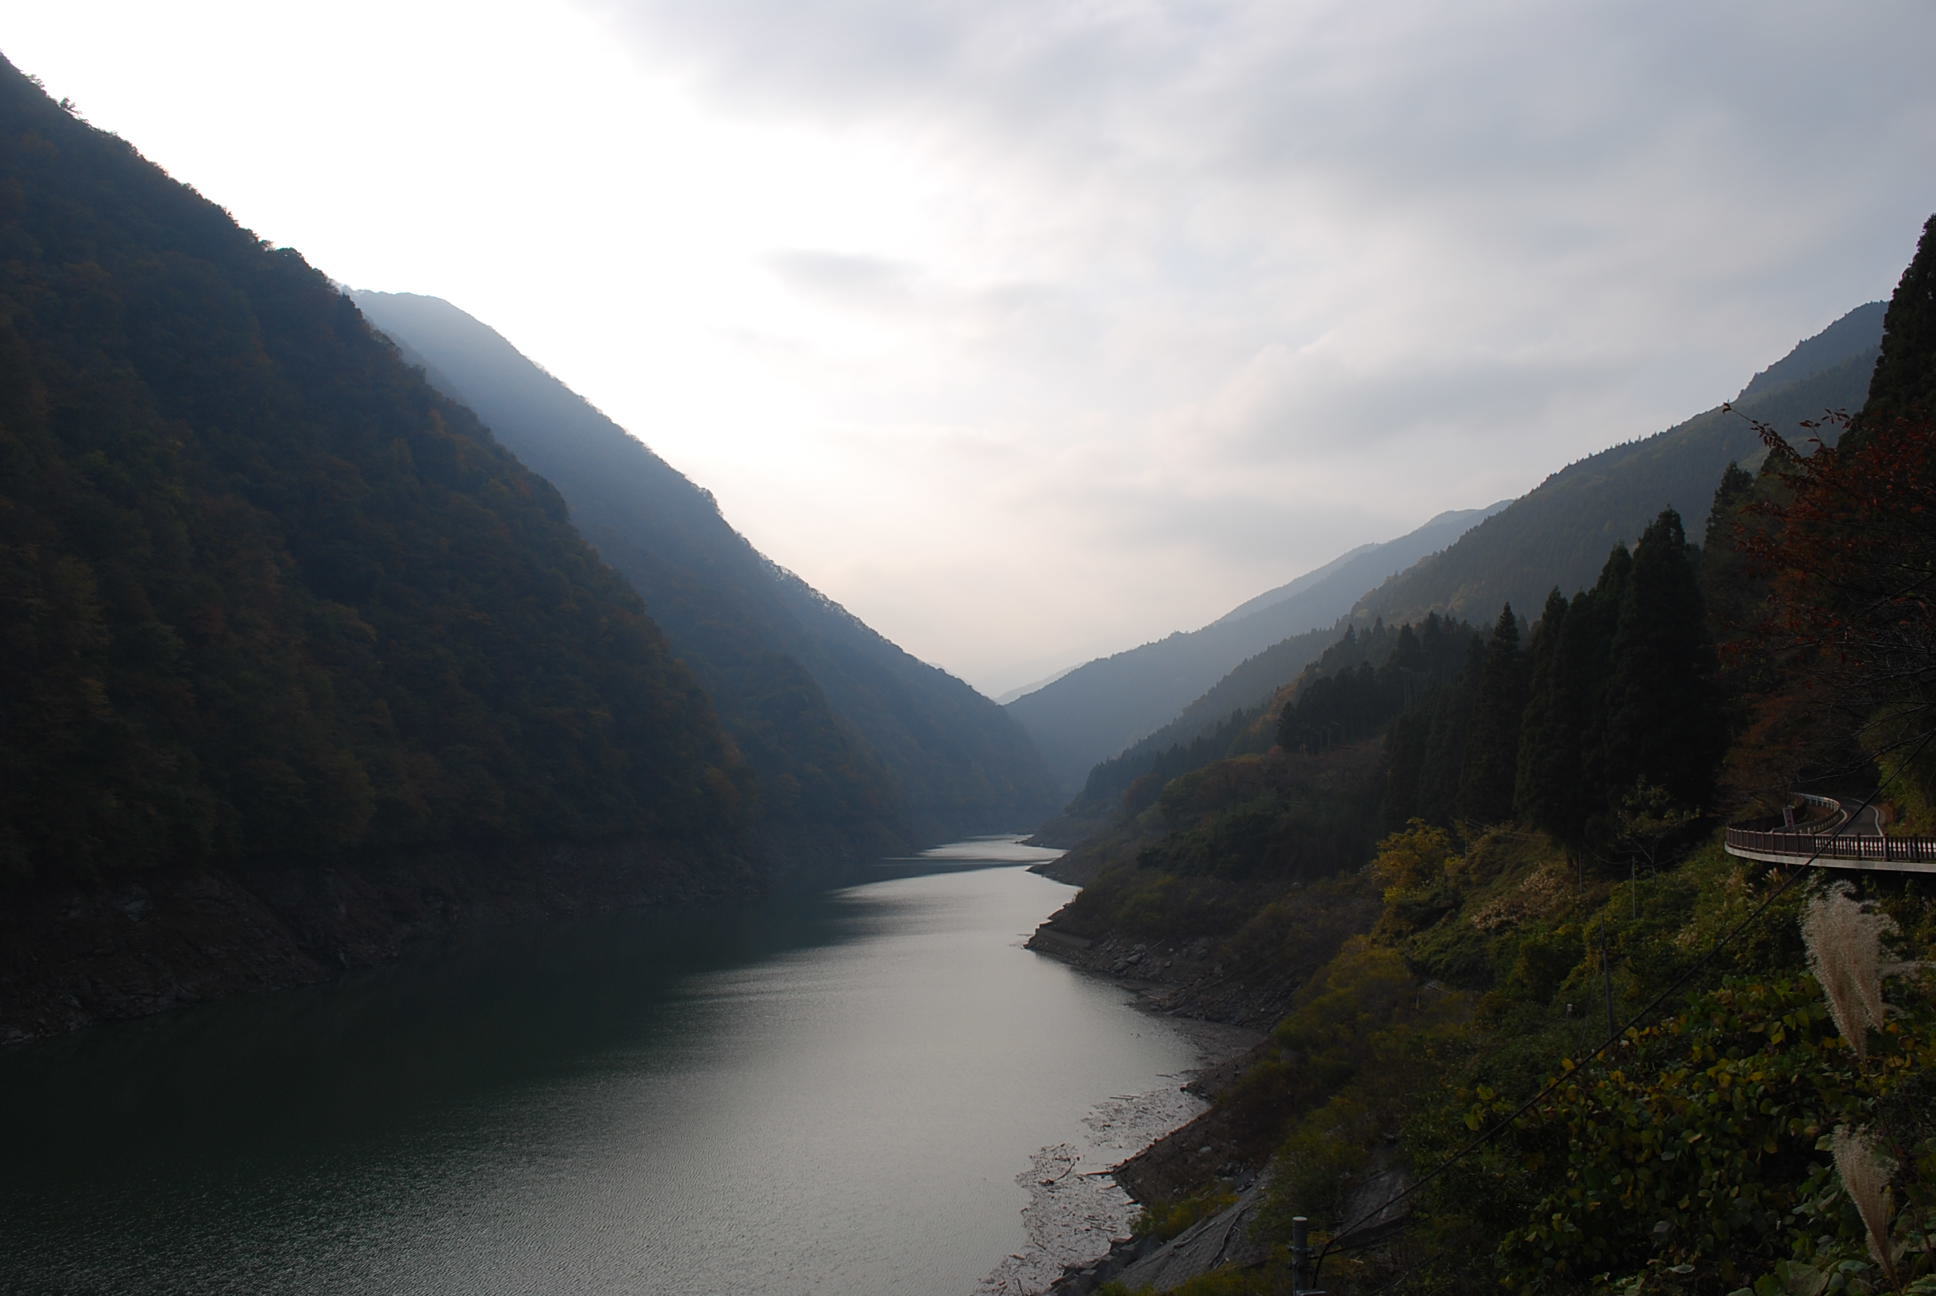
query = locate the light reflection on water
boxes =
[0,842,1199,1296]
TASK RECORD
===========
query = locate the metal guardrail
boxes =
[1726,817,1936,867]
[1724,827,1936,863]
[1791,792,1848,830]
[1724,793,1936,872]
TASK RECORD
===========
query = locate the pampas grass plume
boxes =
[1802,883,1894,1061]
[1832,1125,1898,1285]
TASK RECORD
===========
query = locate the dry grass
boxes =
[1802,883,1895,1061]
[1832,1125,1899,1286]
[1466,860,1576,933]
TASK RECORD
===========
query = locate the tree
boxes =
[1514,589,1576,835]
[1729,212,1936,821]
[1604,511,1726,812]
[1458,604,1526,825]
[1743,408,1936,813]
[1847,213,1936,447]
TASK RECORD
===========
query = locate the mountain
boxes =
[1031,302,1885,844]
[0,57,764,1039]
[1204,543,1379,627]
[350,291,1054,844]
[1014,229,1936,1295]
[993,664,1081,707]
[1352,302,1886,627]
[1004,504,1505,795]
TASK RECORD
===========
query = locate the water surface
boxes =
[0,840,1200,1295]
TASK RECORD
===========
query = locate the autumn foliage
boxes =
[1737,406,1936,812]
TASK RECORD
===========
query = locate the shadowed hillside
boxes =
[0,57,757,1039]
[1033,303,1888,857]
[1354,303,1884,626]
[352,291,1054,844]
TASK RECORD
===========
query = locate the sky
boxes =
[9,2,1936,696]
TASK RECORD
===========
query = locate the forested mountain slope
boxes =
[0,57,755,1040]
[1354,302,1884,626]
[1021,225,1936,1295]
[1040,304,1884,845]
[351,291,1053,841]
[1005,504,1502,795]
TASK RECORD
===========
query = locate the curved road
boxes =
[1724,795,1936,873]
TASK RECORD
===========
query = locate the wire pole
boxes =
[1290,1215,1325,1294]
[1601,943,1617,1040]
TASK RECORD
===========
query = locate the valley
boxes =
[5,20,1936,1296]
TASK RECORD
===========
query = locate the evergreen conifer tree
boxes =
[1415,638,1486,825]
[1514,589,1576,835]
[1380,704,1427,827]
[1847,214,1936,450]
[1604,511,1725,810]
[1458,604,1527,824]
[1568,544,1632,831]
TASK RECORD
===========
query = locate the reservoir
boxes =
[0,840,1204,1295]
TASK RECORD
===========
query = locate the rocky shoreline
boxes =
[1026,924,1306,1033]
[1017,912,1425,1295]
[975,932,1271,1296]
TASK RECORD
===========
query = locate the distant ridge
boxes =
[1004,503,1504,793]
[993,664,1081,706]
[1207,543,1379,628]
[1353,301,1886,628]
[353,291,1054,844]
[1032,300,1887,841]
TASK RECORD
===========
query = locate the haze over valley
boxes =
[6,7,1936,1294]
[11,1,1933,696]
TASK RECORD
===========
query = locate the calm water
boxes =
[0,840,1201,1295]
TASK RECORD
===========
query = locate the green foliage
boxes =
[1605,511,1728,812]
[1515,588,1576,834]
[1379,517,1725,851]
[1370,820,1458,896]
[0,58,745,885]
[1482,962,1936,1295]
[1032,231,1936,1296]
[1133,1188,1239,1242]
[1459,604,1528,824]
[1848,215,1936,449]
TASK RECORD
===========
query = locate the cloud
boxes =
[568,2,1936,681]
[50,0,1909,692]
[764,249,920,310]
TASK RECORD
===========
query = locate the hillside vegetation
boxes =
[0,59,779,1039]
[1038,222,1936,1293]
[1354,303,1882,628]
[1039,307,1880,857]
[353,291,1051,847]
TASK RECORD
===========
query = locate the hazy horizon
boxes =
[11,2,1934,694]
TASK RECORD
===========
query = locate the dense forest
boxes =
[1036,308,1880,857]
[351,291,1052,851]
[0,55,1044,1043]
[9,24,1936,1290]
[0,59,762,869]
[1031,218,1936,1294]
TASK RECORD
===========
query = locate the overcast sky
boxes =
[10,2,1936,695]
